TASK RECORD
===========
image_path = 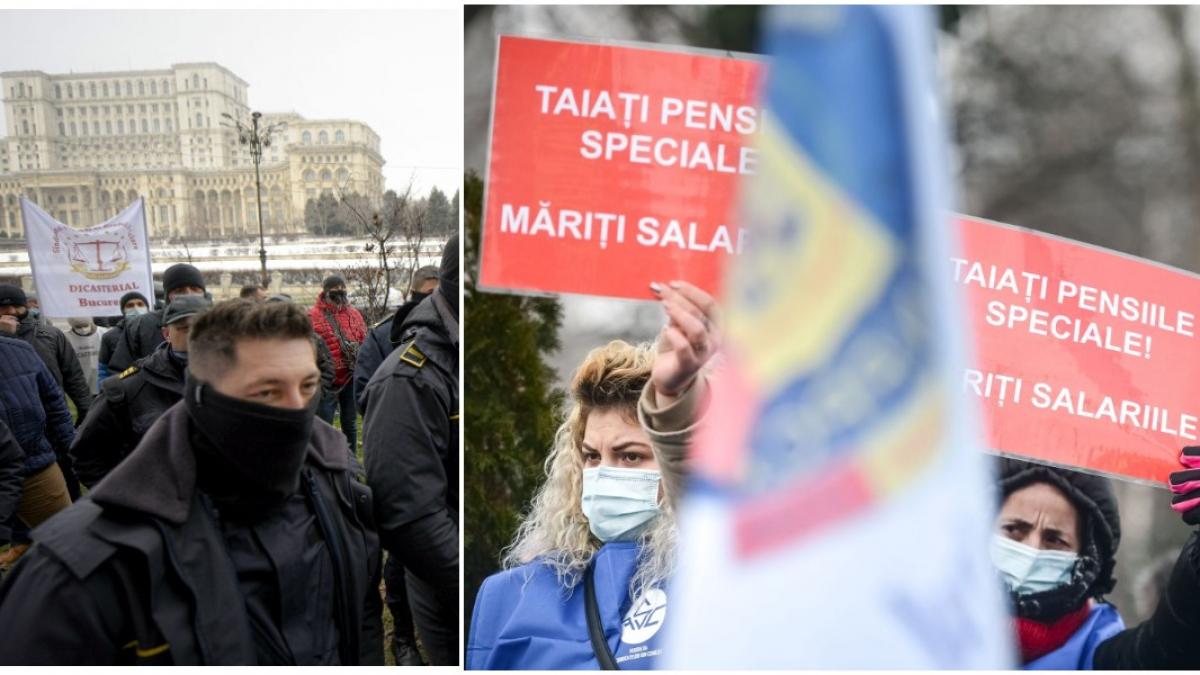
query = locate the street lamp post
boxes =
[222,111,285,288]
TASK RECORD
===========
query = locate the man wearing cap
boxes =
[310,275,367,450]
[0,284,93,424]
[71,294,211,489]
[98,291,150,382]
[361,235,459,665]
[108,263,207,373]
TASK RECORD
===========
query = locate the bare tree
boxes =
[336,178,432,323]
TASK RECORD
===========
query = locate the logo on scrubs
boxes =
[621,588,667,645]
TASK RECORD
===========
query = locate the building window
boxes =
[141,119,148,133]
[318,131,329,145]
[138,81,145,96]
[153,119,160,133]
[21,120,29,135]
[320,169,332,182]
[70,122,77,135]
[192,74,199,89]
[102,83,108,97]
[335,130,345,144]
[195,113,203,128]
[17,82,24,97]
[67,85,73,99]
[303,169,315,182]
[117,120,123,134]
[162,79,170,94]
[90,83,96,97]
[94,121,100,135]
[165,119,172,132]
[54,84,61,99]
[336,168,349,184]
[78,83,84,98]
[150,81,157,95]
[125,81,132,96]
[58,122,64,135]
[302,131,312,145]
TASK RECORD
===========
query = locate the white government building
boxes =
[0,63,385,240]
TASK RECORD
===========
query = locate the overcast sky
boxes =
[0,9,461,198]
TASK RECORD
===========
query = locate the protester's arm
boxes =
[56,334,94,421]
[69,392,129,490]
[0,548,127,665]
[638,279,719,502]
[639,376,709,503]
[1092,533,1200,668]
[0,421,25,543]
[352,328,387,415]
[36,358,75,456]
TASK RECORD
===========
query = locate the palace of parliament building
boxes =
[0,62,384,240]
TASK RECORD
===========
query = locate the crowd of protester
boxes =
[0,235,460,666]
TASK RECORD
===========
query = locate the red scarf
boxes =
[1014,603,1091,664]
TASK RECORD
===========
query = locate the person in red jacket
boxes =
[310,276,368,451]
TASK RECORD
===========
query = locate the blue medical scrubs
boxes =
[468,542,669,670]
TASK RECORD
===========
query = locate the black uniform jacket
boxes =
[70,343,184,489]
[0,404,385,665]
[106,310,165,373]
[361,295,459,535]
[1093,531,1200,668]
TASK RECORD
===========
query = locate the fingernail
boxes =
[668,280,683,289]
[649,282,663,295]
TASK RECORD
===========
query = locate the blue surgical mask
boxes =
[581,467,662,543]
[990,534,1078,595]
[125,306,149,317]
[29,308,40,319]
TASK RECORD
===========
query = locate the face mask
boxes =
[168,345,188,367]
[991,534,1078,595]
[125,306,149,317]
[184,373,317,519]
[328,289,348,305]
[28,308,40,319]
[581,467,662,542]
[409,289,432,304]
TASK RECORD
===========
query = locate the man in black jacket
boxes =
[71,294,211,489]
[98,290,150,382]
[107,263,207,372]
[353,265,440,414]
[0,300,384,665]
[362,235,459,666]
[351,264,439,666]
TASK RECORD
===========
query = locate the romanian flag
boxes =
[666,7,1014,667]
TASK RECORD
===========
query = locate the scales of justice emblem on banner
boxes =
[50,220,139,281]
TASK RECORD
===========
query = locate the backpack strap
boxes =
[585,559,621,670]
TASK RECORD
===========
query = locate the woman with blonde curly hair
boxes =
[468,281,719,670]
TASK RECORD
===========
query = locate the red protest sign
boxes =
[479,35,764,300]
[957,215,1200,484]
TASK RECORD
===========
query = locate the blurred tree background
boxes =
[464,4,1195,633]
[463,170,564,628]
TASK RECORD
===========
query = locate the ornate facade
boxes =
[0,63,384,239]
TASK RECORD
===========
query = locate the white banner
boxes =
[21,197,155,318]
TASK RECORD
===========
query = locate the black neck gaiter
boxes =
[185,373,316,522]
